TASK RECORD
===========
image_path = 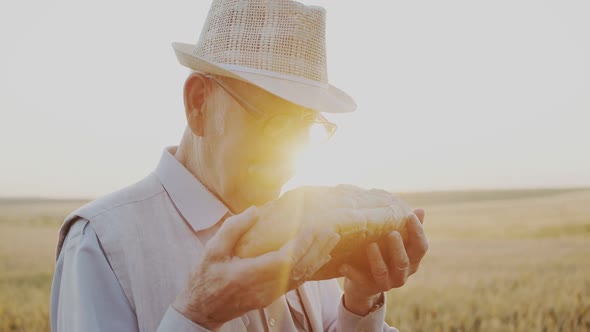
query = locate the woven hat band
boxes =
[193,0,329,84]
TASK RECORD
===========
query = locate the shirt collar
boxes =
[154,146,229,232]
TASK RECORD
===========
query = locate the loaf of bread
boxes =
[235,185,413,280]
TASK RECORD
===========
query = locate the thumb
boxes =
[412,208,425,224]
[206,206,259,260]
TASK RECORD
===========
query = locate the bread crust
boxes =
[235,185,412,280]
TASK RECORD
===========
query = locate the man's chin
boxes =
[242,184,283,207]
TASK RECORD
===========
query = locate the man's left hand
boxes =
[339,208,428,316]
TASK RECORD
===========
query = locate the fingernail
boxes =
[389,231,401,241]
[327,233,341,248]
[412,213,421,224]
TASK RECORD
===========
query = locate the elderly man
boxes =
[50,0,428,331]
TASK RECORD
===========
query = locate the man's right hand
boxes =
[172,206,341,330]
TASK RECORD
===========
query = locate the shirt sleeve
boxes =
[318,279,399,332]
[50,219,211,332]
[50,219,139,332]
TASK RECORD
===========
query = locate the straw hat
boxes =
[172,0,357,113]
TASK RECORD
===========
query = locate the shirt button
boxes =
[269,317,276,327]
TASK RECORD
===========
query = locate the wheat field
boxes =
[1,189,589,331]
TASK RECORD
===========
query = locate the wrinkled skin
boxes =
[173,207,428,326]
[173,207,341,329]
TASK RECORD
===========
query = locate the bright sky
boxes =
[1,0,589,198]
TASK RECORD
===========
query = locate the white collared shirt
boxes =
[50,147,395,332]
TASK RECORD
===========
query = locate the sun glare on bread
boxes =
[284,144,336,194]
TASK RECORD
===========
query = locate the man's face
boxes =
[203,77,318,211]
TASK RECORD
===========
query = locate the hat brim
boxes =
[172,42,356,113]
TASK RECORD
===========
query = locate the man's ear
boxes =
[184,73,209,137]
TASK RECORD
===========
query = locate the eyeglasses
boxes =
[208,75,337,144]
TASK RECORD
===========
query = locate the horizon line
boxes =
[1,185,589,202]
